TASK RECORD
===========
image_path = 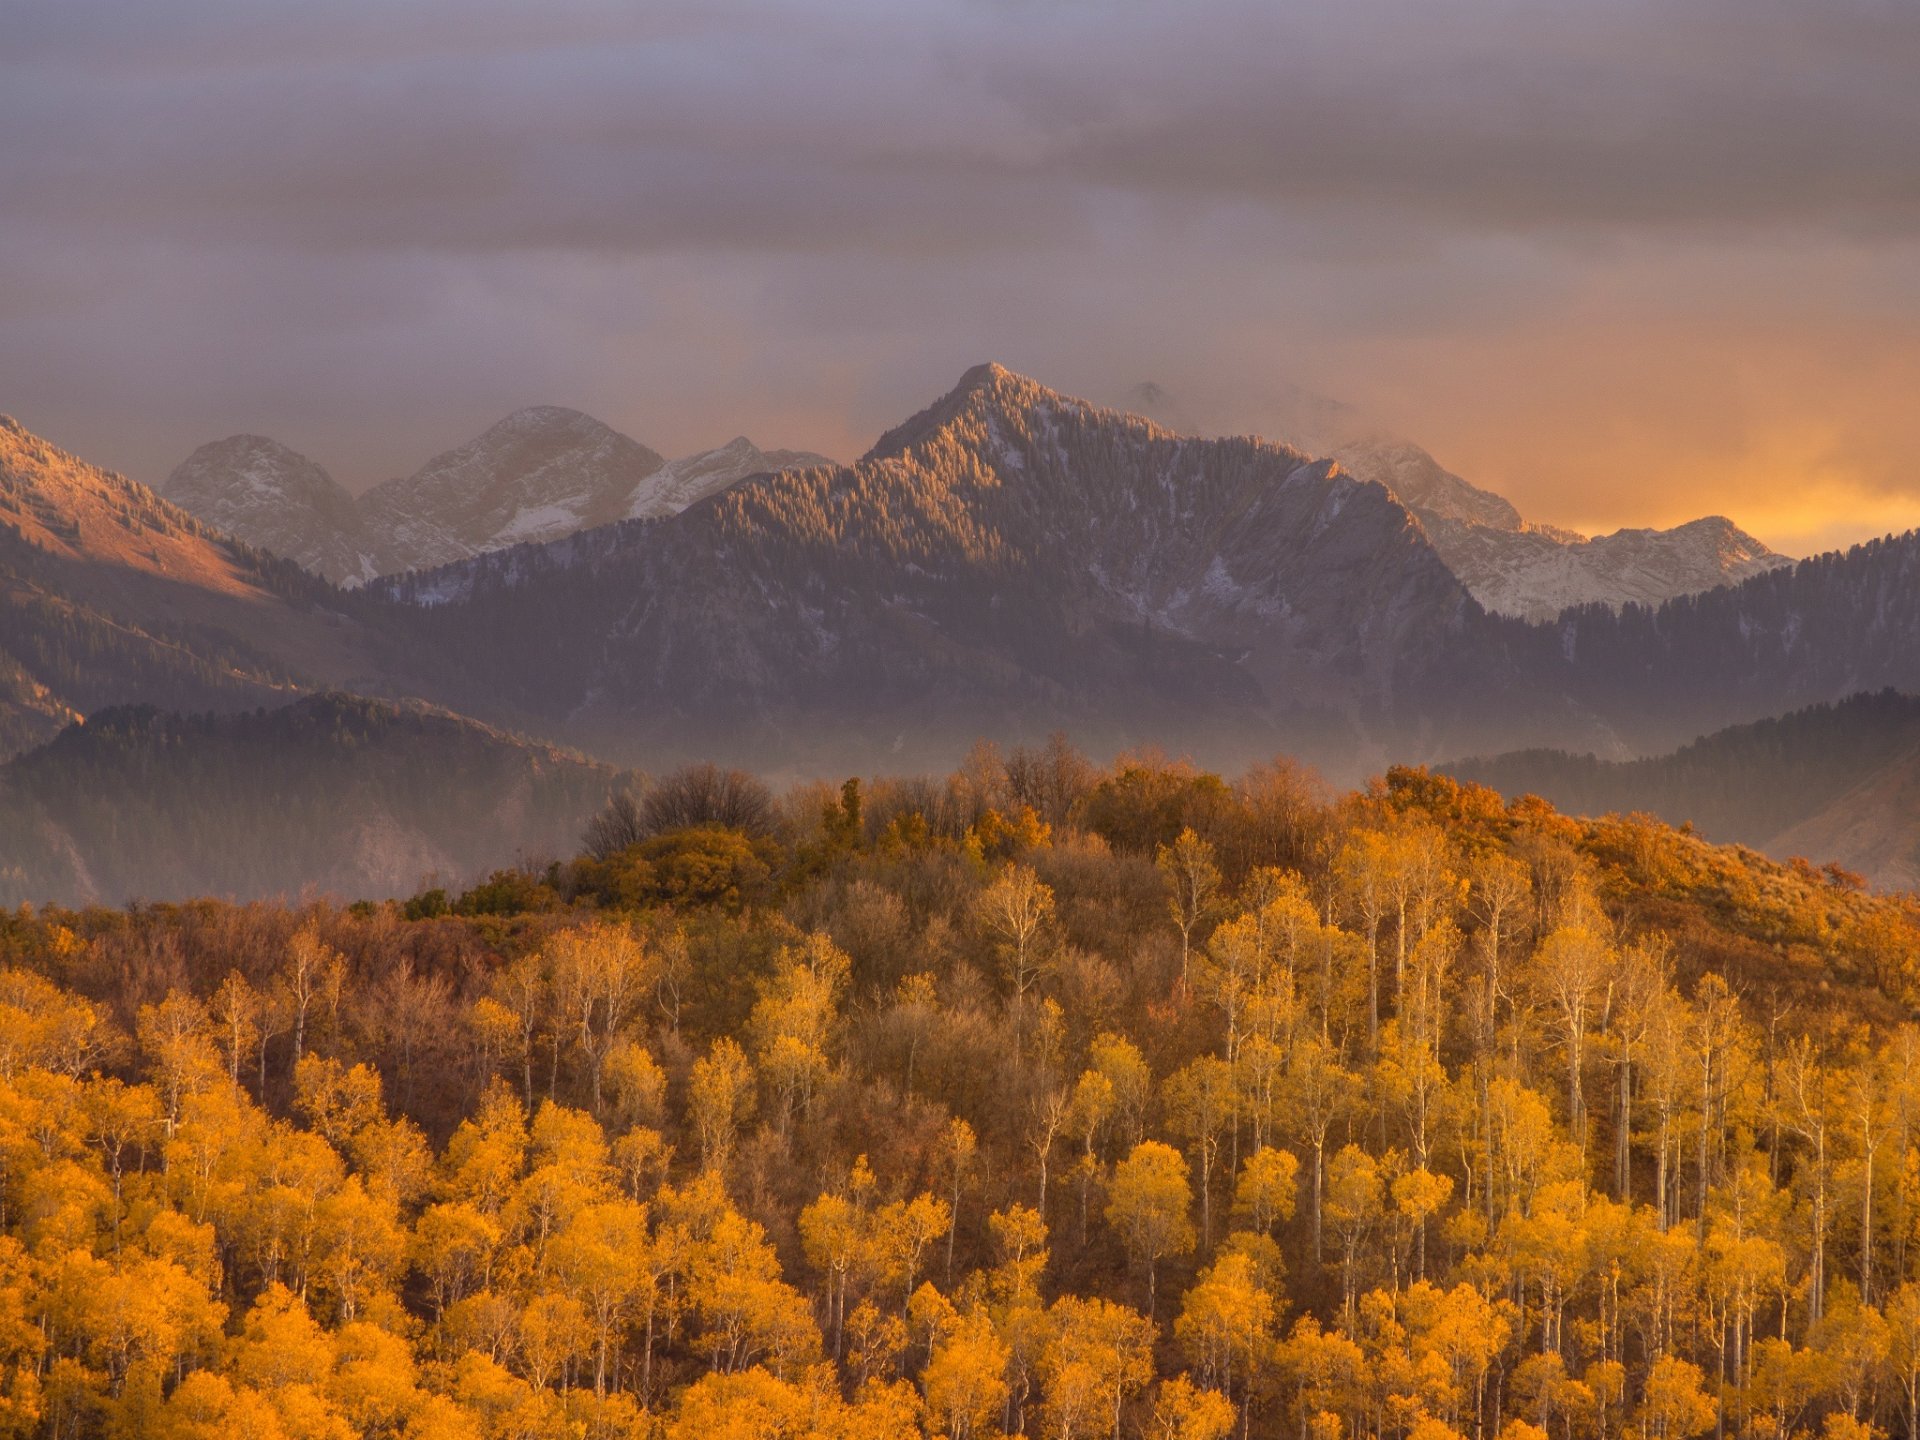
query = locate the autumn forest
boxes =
[3,742,1920,1440]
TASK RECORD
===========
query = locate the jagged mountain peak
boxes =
[360,406,667,572]
[867,363,1179,468]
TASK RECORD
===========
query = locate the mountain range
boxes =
[162,409,832,584]
[11,363,1920,901]
[372,363,1501,770]
[1121,381,1790,621]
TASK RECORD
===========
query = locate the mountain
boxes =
[1412,509,1787,624]
[365,369,1920,775]
[1119,381,1791,620]
[28,369,1920,792]
[372,363,1507,772]
[0,414,388,758]
[625,436,834,520]
[0,693,625,906]
[360,406,668,573]
[161,411,832,582]
[163,434,381,585]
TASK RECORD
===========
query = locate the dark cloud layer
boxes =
[4,0,1918,552]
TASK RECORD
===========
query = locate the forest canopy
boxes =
[1,740,1919,1440]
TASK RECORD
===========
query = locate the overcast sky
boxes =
[5,0,1918,555]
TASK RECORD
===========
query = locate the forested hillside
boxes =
[1,746,1919,1438]
[0,694,624,906]
[0,415,392,759]
[1444,692,1920,884]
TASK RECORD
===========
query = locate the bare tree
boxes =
[643,763,776,836]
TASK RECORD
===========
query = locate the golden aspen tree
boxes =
[1041,1294,1155,1440]
[923,1304,1011,1440]
[1165,1058,1236,1247]
[689,1037,755,1176]
[1107,1141,1196,1314]
[976,864,1056,1001]
[1157,829,1223,992]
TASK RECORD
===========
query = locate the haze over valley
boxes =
[7,357,1920,897]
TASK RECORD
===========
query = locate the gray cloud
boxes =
[4,0,1918,550]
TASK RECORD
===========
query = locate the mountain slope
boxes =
[0,415,389,757]
[0,693,625,906]
[624,436,834,520]
[163,434,381,585]
[1770,748,1920,893]
[1442,691,1920,887]
[360,406,668,573]
[1119,381,1791,620]
[1420,512,1787,622]
[373,364,1504,771]
[161,413,832,582]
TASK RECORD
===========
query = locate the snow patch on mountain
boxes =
[625,436,832,520]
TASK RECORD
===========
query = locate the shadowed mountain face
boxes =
[1443,691,1920,889]
[0,693,624,906]
[373,364,1515,771]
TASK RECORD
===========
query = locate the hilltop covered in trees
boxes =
[2,742,1920,1439]
[1444,692,1920,888]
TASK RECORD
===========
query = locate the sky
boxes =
[4,0,1919,557]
